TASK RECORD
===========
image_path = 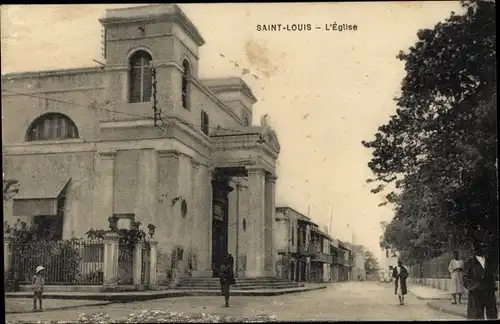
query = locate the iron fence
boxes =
[9,239,104,285]
[408,250,473,279]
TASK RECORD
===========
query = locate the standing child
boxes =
[32,266,45,312]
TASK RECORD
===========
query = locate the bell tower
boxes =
[98,4,205,121]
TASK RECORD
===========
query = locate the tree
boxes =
[364,250,380,276]
[3,179,19,201]
[364,0,497,261]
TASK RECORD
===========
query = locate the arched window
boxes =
[182,59,191,109]
[26,113,79,141]
[129,50,153,103]
[244,116,250,126]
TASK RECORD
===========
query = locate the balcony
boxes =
[312,252,333,263]
[297,244,314,256]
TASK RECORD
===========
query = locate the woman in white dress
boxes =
[448,250,465,304]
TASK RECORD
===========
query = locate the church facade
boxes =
[2,4,280,282]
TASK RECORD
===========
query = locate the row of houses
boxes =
[274,207,365,283]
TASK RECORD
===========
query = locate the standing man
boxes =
[219,254,236,308]
[463,239,498,319]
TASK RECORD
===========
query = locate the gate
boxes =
[118,243,134,285]
[141,244,151,285]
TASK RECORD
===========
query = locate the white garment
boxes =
[448,259,465,294]
[476,255,485,268]
[396,266,403,296]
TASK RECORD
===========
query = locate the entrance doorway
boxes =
[211,177,232,277]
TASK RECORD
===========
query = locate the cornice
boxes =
[99,5,205,47]
[2,67,103,81]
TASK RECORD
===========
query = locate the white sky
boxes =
[1,2,463,259]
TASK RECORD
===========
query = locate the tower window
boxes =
[182,60,191,109]
[129,50,153,103]
[201,110,210,135]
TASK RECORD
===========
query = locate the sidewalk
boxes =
[5,298,111,314]
[409,284,500,319]
[5,284,327,303]
[407,284,452,301]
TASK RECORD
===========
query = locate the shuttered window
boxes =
[129,51,153,103]
[201,110,209,135]
[182,60,191,109]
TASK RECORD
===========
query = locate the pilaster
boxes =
[4,235,11,274]
[245,167,266,278]
[265,173,277,277]
[102,232,119,288]
[93,151,117,229]
[148,239,158,290]
[135,148,158,225]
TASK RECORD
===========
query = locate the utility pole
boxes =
[329,205,334,235]
[151,64,159,126]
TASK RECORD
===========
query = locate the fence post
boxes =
[148,239,158,289]
[133,241,143,287]
[102,232,119,289]
[4,235,11,275]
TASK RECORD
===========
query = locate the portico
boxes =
[208,125,280,278]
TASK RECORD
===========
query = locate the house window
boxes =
[386,250,389,258]
[27,113,79,142]
[182,59,191,109]
[129,50,153,103]
[201,110,210,135]
[291,226,295,245]
[244,116,249,126]
[33,215,64,241]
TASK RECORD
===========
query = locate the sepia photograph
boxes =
[2,1,497,322]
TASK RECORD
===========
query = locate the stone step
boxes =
[175,284,303,291]
[180,278,292,283]
[176,283,303,289]
[176,276,304,291]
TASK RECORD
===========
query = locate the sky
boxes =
[1,2,463,259]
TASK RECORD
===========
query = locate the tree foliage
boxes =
[364,250,380,276]
[3,179,19,201]
[364,0,497,262]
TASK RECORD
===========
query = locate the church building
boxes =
[2,4,280,283]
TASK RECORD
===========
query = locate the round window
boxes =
[242,218,247,231]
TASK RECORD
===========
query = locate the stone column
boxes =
[93,151,116,229]
[265,174,277,277]
[245,167,266,278]
[149,239,158,289]
[4,235,11,274]
[102,232,119,289]
[133,241,143,286]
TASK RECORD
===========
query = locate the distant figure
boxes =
[448,250,465,304]
[463,239,498,319]
[219,254,236,308]
[392,259,408,306]
[32,266,45,312]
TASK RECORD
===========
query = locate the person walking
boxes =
[219,254,236,308]
[32,266,45,312]
[463,239,498,319]
[392,259,408,306]
[448,250,465,304]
